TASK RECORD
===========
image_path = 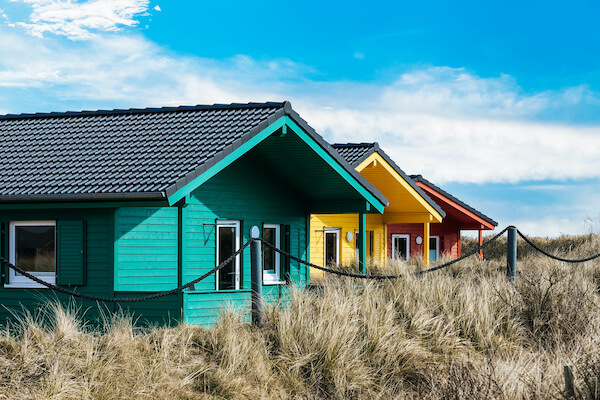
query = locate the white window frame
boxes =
[263,224,283,285]
[324,228,340,266]
[354,230,374,260]
[215,220,240,291]
[7,220,56,288]
[391,234,410,261]
[429,236,440,262]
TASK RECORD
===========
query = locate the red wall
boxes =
[387,222,461,259]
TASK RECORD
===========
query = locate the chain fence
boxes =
[1,225,600,303]
[261,226,511,279]
[0,240,250,303]
[516,229,600,263]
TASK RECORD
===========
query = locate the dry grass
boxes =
[1,235,600,399]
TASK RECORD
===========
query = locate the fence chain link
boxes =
[0,240,251,303]
[516,229,600,263]
[262,226,510,279]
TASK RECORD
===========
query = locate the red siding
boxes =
[387,223,461,259]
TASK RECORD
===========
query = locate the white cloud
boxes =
[153,5,160,12]
[289,67,600,185]
[0,27,288,106]
[303,104,600,184]
[12,0,150,40]
[353,52,365,60]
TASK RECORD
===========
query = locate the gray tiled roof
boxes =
[333,143,446,218]
[0,102,388,207]
[410,175,498,227]
[333,143,375,166]
[0,103,284,200]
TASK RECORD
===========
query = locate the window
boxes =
[391,234,410,261]
[216,221,240,290]
[355,230,374,259]
[263,224,282,284]
[429,236,439,261]
[8,221,56,288]
[324,229,340,266]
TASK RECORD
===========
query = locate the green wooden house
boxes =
[0,102,388,326]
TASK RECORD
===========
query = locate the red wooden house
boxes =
[387,175,497,261]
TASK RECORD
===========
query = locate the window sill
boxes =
[186,289,252,294]
[4,283,52,289]
[264,280,287,286]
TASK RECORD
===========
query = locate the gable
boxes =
[414,180,497,230]
[355,152,444,221]
[169,115,389,213]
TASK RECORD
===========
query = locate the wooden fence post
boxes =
[507,226,517,281]
[250,226,263,327]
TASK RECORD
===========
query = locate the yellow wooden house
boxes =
[310,143,445,279]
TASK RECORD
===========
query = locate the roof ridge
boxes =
[332,142,377,148]
[0,101,289,120]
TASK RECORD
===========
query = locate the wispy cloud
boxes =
[11,0,150,40]
[353,52,365,60]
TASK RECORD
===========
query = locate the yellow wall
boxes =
[310,213,385,280]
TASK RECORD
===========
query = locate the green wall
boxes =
[114,207,179,291]
[183,152,309,326]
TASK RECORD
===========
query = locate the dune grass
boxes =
[1,235,600,399]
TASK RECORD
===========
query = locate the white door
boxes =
[391,234,410,261]
[324,229,340,266]
[216,221,240,290]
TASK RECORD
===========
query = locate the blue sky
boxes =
[1,0,599,236]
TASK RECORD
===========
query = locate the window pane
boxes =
[217,226,236,290]
[393,237,408,260]
[263,227,276,273]
[325,232,337,265]
[15,225,55,275]
[429,238,438,261]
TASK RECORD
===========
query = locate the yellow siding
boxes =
[310,214,386,281]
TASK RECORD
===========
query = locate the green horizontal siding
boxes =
[183,153,309,324]
[184,291,250,326]
[114,207,179,291]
